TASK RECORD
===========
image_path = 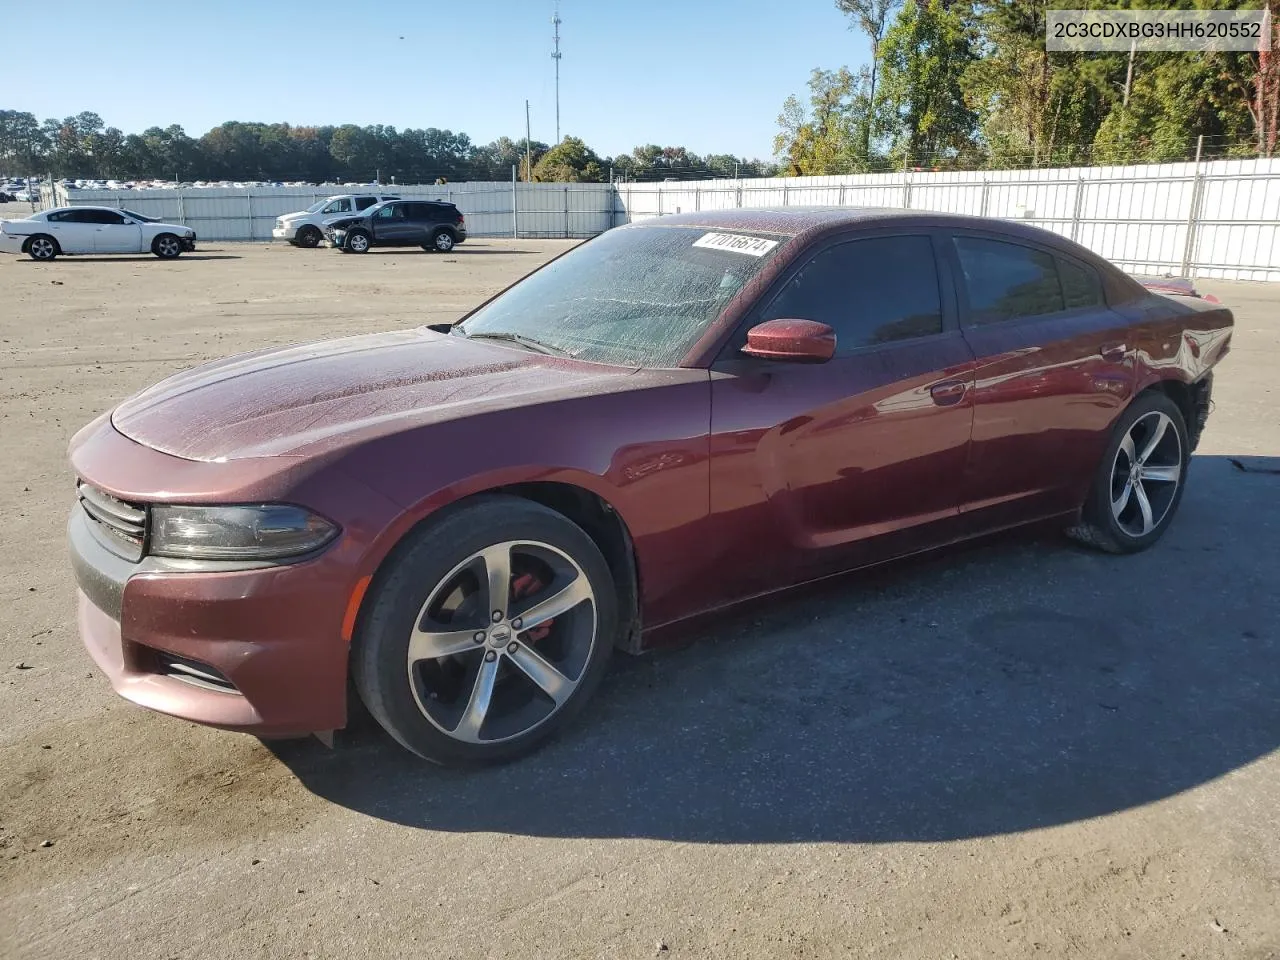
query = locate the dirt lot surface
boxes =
[1,238,1277,960]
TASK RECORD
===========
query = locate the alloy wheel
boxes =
[349,233,370,253]
[157,237,180,257]
[1111,411,1183,537]
[406,539,597,744]
[434,232,454,251]
[30,238,55,260]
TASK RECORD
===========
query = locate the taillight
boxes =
[456,213,465,224]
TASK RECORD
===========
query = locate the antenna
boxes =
[551,4,562,144]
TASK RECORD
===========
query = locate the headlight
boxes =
[150,504,338,560]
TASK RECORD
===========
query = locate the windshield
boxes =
[458,225,786,367]
[304,199,330,213]
[122,209,155,223]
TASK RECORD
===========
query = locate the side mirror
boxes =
[741,318,836,363]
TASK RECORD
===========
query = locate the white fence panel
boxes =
[56,157,1280,280]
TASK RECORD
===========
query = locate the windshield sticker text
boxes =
[692,233,779,257]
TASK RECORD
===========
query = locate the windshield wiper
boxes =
[462,331,567,357]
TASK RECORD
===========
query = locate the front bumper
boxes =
[271,224,298,241]
[70,505,350,736]
[180,236,197,252]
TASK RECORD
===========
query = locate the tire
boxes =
[345,229,371,253]
[152,234,183,259]
[26,235,58,261]
[353,495,617,765]
[429,229,455,252]
[1066,391,1190,554]
[295,226,322,248]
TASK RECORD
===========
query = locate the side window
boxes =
[405,202,433,220]
[354,196,377,210]
[1058,257,1105,309]
[953,236,1064,325]
[374,204,401,220]
[323,198,351,214]
[760,235,944,353]
[47,210,71,222]
[86,209,127,225]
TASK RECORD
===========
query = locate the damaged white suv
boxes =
[272,193,399,248]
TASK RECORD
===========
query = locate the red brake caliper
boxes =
[510,573,554,644]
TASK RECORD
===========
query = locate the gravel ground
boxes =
[0,238,1277,960]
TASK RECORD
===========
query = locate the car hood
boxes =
[149,221,191,233]
[111,329,637,461]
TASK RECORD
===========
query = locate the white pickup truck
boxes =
[272,193,399,247]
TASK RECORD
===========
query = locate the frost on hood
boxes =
[459,225,786,367]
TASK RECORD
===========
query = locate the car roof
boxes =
[632,205,1116,266]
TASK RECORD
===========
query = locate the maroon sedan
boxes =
[69,208,1233,765]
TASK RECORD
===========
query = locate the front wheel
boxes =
[27,235,58,261]
[295,225,322,248]
[345,229,371,253]
[353,496,617,765]
[1067,391,1189,554]
[153,234,183,259]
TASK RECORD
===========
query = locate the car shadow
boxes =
[268,454,1279,843]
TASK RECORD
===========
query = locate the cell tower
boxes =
[551,4,562,144]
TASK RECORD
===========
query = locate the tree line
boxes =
[0,111,777,184]
[776,0,1280,174]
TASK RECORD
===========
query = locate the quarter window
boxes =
[1058,257,1105,309]
[953,236,1065,325]
[760,235,944,353]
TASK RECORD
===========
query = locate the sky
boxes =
[4,0,869,161]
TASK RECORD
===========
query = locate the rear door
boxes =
[89,209,143,252]
[45,209,96,253]
[947,231,1134,522]
[707,230,976,600]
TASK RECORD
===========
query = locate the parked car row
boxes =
[273,193,467,253]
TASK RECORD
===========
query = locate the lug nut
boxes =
[512,617,523,629]
[473,631,485,644]
[507,642,519,654]
[491,610,503,623]
[484,650,497,662]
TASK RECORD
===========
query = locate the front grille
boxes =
[78,481,147,560]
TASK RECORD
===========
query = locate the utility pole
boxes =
[525,99,533,182]
[1123,40,1136,108]
[551,4,562,144]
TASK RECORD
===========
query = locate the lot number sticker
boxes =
[692,232,779,257]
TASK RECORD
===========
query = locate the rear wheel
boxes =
[429,229,455,252]
[1067,391,1189,554]
[353,496,616,765]
[153,234,183,259]
[295,225,322,248]
[346,229,371,253]
[26,235,58,261]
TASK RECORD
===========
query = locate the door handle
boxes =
[1100,342,1127,362]
[930,380,968,406]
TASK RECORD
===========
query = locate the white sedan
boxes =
[0,206,197,261]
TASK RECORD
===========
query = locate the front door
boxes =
[706,232,976,604]
[91,210,143,252]
[370,202,416,245]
